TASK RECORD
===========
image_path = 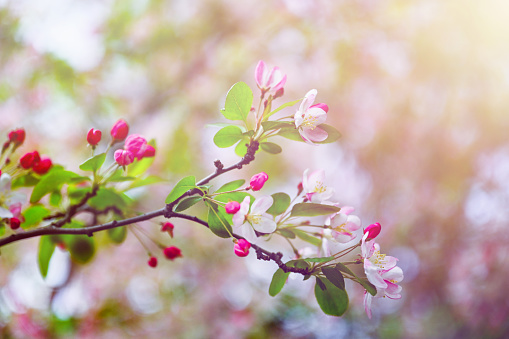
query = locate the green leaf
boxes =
[269,268,290,297]
[303,256,335,263]
[165,176,197,204]
[261,121,294,132]
[88,188,129,210]
[107,227,127,244]
[216,179,246,193]
[316,124,342,144]
[30,168,89,203]
[213,125,244,148]
[127,175,166,190]
[335,262,356,276]
[79,153,106,172]
[235,138,249,157]
[260,142,282,154]
[49,191,62,207]
[265,98,302,119]
[290,203,340,217]
[314,277,349,316]
[293,229,322,247]
[214,191,252,205]
[175,196,203,212]
[358,278,377,296]
[12,173,39,189]
[266,192,291,216]
[21,205,51,229]
[206,202,233,238]
[220,82,253,122]
[277,127,304,142]
[322,266,346,290]
[278,228,296,239]
[108,168,136,182]
[38,236,56,278]
[65,235,95,264]
[127,155,155,177]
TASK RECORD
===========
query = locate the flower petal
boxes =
[0,207,13,219]
[253,215,277,233]
[241,223,257,244]
[299,89,317,113]
[302,126,328,143]
[255,60,266,88]
[251,196,274,214]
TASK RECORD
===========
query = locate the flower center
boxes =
[370,250,387,269]
[300,114,318,129]
[313,182,327,194]
[247,214,262,225]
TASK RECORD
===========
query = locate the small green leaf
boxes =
[79,153,106,172]
[314,277,349,316]
[358,278,377,296]
[108,168,136,182]
[214,191,252,205]
[107,227,127,244]
[221,82,253,122]
[277,127,304,142]
[213,125,244,148]
[261,121,294,132]
[12,173,39,189]
[49,191,62,207]
[269,268,290,297]
[316,124,342,144]
[235,138,249,157]
[22,205,51,229]
[322,266,346,290]
[175,196,203,212]
[265,98,302,119]
[293,229,322,247]
[260,142,282,154]
[30,168,89,203]
[38,236,56,278]
[216,179,246,193]
[206,202,233,238]
[278,228,296,239]
[303,256,335,263]
[127,175,166,190]
[127,155,155,177]
[266,193,291,216]
[66,235,95,264]
[335,262,356,276]
[290,203,340,217]
[89,188,129,210]
[165,176,197,204]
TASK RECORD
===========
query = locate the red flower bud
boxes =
[8,128,25,146]
[142,145,156,158]
[148,256,158,268]
[33,157,52,175]
[114,149,134,166]
[225,201,241,214]
[163,246,182,260]
[364,222,381,241]
[234,239,251,257]
[161,222,174,238]
[19,151,41,169]
[110,119,129,141]
[249,172,269,191]
[9,218,21,230]
[124,134,148,160]
[87,128,102,146]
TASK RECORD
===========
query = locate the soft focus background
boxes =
[1,0,509,338]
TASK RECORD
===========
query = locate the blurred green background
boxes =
[1,0,509,338]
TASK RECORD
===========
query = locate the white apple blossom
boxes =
[232,196,276,244]
[294,89,328,144]
[302,169,334,203]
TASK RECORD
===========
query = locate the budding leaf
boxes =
[265,98,302,120]
[127,175,166,190]
[266,192,291,216]
[357,278,377,296]
[269,268,290,297]
[213,125,244,148]
[79,153,106,172]
[30,168,89,203]
[107,227,127,244]
[277,127,304,142]
[322,266,346,290]
[292,229,322,247]
[38,236,55,278]
[290,203,340,217]
[261,121,294,132]
[216,179,246,193]
[314,277,349,317]
[316,124,342,144]
[165,176,197,204]
[260,142,282,154]
[303,256,335,263]
[206,202,233,238]
[89,188,130,210]
[175,196,203,212]
[221,81,253,123]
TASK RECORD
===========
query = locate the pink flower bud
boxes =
[110,119,129,141]
[364,222,381,241]
[234,239,251,257]
[19,151,40,169]
[225,201,241,214]
[87,128,102,146]
[114,149,134,166]
[310,103,329,113]
[147,256,158,268]
[124,134,148,160]
[8,129,25,146]
[163,246,182,260]
[33,157,52,175]
[250,172,269,191]
[142,145,156,158]
[10,218,21,230]
[161,222,174,238]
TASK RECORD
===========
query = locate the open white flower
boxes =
[0,173,25,218]
[302,169,334,203]
[232,196,276,244]
[294,89,328,144]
